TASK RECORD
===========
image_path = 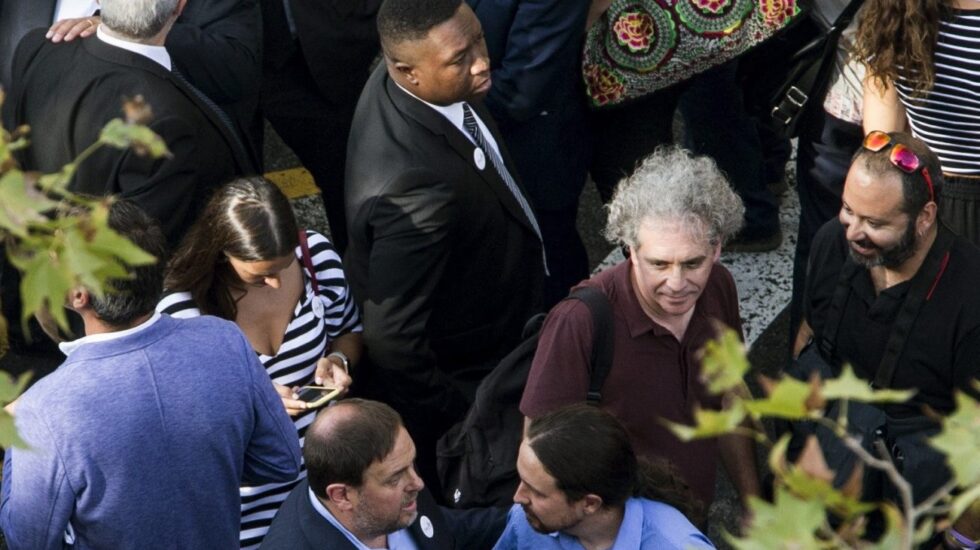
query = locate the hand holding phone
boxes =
[294,385,341,409]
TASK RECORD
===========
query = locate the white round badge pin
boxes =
[420,515,434,538]
[473,148,486,170]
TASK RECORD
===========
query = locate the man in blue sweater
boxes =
[0,201,302,549]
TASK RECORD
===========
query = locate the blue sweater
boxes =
[0,314,301,549]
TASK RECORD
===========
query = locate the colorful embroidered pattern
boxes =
[584,0,801,108]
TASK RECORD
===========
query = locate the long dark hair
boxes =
[853,0,948,95]
[165,177,299,319]
[526,404,705,526]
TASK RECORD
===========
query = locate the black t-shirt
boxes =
[805,221,980,417]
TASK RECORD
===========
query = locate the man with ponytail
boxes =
[493,404,713,550]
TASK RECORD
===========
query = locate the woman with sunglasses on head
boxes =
[854,0,980,243]
[158,177,363,549]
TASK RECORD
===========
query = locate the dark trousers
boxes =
[679,61,779,235]
[589,60,778,236]
[790,109,863,339]
[261,52,357,254]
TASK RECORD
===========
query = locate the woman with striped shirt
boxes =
[158,177,363,548]
[856,0,980,242]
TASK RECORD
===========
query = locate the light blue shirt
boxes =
[492,498,714,550]
[308,489,419,550]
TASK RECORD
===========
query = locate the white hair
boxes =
[100,0,179,39]
[605,146,745,249]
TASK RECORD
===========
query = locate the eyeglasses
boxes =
[862,131,935,203]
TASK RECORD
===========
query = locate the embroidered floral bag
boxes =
[583,0,802,108]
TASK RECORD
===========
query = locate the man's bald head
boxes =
[304,399,404,498]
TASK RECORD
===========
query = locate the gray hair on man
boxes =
[605,146,745,249]
[99,0,180,39]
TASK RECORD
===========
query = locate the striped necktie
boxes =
[461,103,547,273]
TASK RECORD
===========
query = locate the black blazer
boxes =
[4,30,251,246]
[260,481,506,550]
[344,66,544,432]
[0,0,261,166]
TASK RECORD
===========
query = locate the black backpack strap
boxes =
[567,286,615,405]
[817,256,860,366]
[873,224,954,389]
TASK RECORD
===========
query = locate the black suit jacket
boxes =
[261,481,505,550]
[4,30,250,246]
[0,0,262,166]
[466,0,591,210]
[344,67,544,432]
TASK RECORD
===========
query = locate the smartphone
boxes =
[295,385,341,409]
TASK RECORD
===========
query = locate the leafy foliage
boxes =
[0,93,168,448]
[677,328,980,549]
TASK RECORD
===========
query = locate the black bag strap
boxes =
[819,224,954,389]
[298,229,319,297]
[769,0,863,128]
[567,286,615,405]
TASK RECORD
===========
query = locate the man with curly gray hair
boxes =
[520,146,760,521]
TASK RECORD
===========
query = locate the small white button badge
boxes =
[473,148,486,170]
[420,515,434,538]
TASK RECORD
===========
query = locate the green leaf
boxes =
[0,412,27,449]
[726,487,827,550]
[930,391,980,487]
[15,250,74,330]
[98,119,170,158]
[0,371,31,404]
[822,365,915,404]
[700,327,750,394]
[0,170,56,236]
[949,482,980,525]
[744,376,813,420]
[662,405,746,441]
[85,204,156,268]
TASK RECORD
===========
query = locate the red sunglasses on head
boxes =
[862,131,935,203]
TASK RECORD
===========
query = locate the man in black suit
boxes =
[260,0,382,254]
[261,399,505,550]
[466,0,592,308]
[0,0,262,167]
[4,0,252,246]
[1,0,252,363]
[344,0,544,493]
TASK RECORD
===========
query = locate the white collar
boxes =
[394,81,467,129]
[59,311,162,356]
[96,25,172,71]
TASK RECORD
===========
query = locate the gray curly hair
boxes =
[605,146,745,249]
[100,0,180,39]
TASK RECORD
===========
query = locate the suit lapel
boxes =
[385,75,537,237]
[81,36,254,174]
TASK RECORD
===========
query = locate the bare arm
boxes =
[862,73,907,134]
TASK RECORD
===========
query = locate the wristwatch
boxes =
[326,351,350,374]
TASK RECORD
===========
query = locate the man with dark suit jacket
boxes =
[260,0,382,254]
[344,0,544,494]
[261,399,505,550]
[1,0,252,364]
[4,0,252,246]
[466,0,592,308]
[0,0,263,167]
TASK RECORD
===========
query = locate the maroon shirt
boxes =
[520,260,743,505]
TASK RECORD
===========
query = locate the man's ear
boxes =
[917,201,938,235]
[581,494,604,515]
[68,287,91,311]
[392,60,418,85]
[325,483,356,511]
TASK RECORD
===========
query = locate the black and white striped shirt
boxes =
[157,230,362,549]
[895,8,980,175]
